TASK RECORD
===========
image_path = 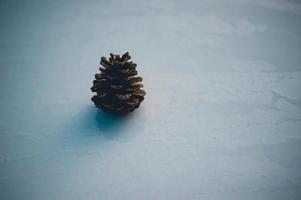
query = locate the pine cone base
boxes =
[91,52,146,115]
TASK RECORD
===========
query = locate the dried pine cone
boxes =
[91,52,146,115]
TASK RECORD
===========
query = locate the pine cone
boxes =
[91,52,146,115]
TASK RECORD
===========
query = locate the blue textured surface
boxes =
[1,0,301,199]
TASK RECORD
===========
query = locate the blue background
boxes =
[1,0,301,199]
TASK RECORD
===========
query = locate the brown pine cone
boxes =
[91,52,146,115]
